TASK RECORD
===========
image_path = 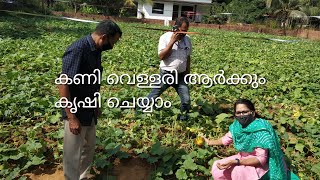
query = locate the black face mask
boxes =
[101,39,113,51]
[236,114,255,128]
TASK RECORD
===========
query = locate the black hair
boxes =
[174,17,190,27]
[233,99,262,118]
[95,20,122,37]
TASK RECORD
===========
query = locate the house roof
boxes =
[157,0,211,5]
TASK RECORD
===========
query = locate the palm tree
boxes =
[265,0,309,34]
[118,0,153,17]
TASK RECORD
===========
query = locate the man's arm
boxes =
[59,46,83,135]
[58,84,81,135]
[159,32,180,60]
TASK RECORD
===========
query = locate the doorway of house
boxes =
[181,5,194,21]
[172,4,179,21]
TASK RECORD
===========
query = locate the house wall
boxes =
[137,1,211,21]
[173,0,211,3]
[137,1,174,21]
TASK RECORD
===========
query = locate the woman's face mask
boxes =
[235,113,255,128]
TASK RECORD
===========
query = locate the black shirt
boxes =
[60,34,103,126]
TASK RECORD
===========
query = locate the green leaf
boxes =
[202,102,214,115]
[6,167,20,180]
[311,163,320,175]
[175,169,188,180]
[9,153,24,160]
[48,114,61,124]
[172,108,180,114]
[215,113,232,124]
[134,149,144,154]
[293,88,302,99]
[150,141,165,156]
[196,148,209,159]
[162,154,172,162]
[18,176,27,180]
[106,144,121,156]
[116,151,130,159]
[25,140,43,152]
[154,177,164,180]
[147,156,159,164]
[197,165,211,175]
[139,153,149,159]
[188,112,199,118]
[30,156,45,165]
[95,159,111,169]
[183,158,197,170]
[295,143,304,153]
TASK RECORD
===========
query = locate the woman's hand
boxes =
[201,136,211,145]
[217,160,237,170]
[201,136,224,146]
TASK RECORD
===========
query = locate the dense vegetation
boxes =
[0,11,320,179]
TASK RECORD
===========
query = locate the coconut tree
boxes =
[265,0,309,34]
[119,0,153,17]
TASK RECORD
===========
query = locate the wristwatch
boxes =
[235,158,240,165]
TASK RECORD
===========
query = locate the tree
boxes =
[265,0,309,34]
[120,0,153,17]
[227,0,267,24]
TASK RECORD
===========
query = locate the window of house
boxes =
[152,3,164,14]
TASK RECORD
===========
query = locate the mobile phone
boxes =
[172,25,179,32]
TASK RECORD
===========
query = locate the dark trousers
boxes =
[146,69,191,112]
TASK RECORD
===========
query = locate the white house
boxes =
[137,0,211,23]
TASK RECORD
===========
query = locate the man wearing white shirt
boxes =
[145,17,192,120]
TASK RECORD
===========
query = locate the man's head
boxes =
[174,17,189,40]
[94,20,122,51]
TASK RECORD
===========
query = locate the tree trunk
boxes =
[283,22,287,36]
[41,0,45,13]
[74,3,77,14]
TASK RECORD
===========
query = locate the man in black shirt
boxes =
[58,20,121,180]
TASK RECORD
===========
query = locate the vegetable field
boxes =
[0,11,320,179]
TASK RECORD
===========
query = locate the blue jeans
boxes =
[145,69,190,113]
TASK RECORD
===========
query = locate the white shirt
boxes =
[158,32,192,73]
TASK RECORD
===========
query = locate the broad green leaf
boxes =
[175,169,188,180]
[147,156,159,164]
[311,163,320,175]
[183,158,197,170]
[215,113,232,124]
[295,143,304,153]
[150,141,165,156]
[48,114,61,124]
[117,151,130,159]
[95,159,111,169]
[162,154,172,162]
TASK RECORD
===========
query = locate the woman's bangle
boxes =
[235,158,240,166]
